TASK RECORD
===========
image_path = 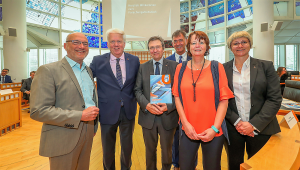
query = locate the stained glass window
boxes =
[296,2,300,16]
[180,13,189,24]
[180,2,189,13]
[26,0,59,16]
[191,0,205,10]
[82,23,99,34]
[208,0,223,6]
[274,1,288,16]
[86,35,99,48]
[208,3,224,18]
[191,9,205,22]
[101,37,108,48]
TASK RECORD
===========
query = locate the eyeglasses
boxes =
[232,41,248,47]
[149,45,162,51]
[173,39,184,44]
[191,41,205,45]
[109,40,123,44]
[66,40,89,46]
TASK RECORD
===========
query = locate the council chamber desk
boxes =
[0,82,22,91]
[0,91,22,136]
[240,115,300,170]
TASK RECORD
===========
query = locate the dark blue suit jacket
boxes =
[90,52,140,125]
[0,75,13,83]
[166,53,192,62]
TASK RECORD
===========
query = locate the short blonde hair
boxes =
[106,28,126,42]
[227,31,253,49]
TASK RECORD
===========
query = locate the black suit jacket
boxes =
[21,78,32,100]
[223,57,282,135]
[134,58,179,130]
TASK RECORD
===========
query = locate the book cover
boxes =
[150,74,172,104]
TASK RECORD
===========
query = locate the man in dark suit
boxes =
[166,30,193,170]
[134,36,178,170]
[21,71,35,100]
[1,68,13,83]
[90,28,140,170]
[30,32,99,170]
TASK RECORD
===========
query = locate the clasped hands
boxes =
[146,103,168,115]
[183,121,216,142]
[81,106,99,121]
[235,120,254,137]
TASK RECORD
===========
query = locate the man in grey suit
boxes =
[20,71,35,100]
[30,32,99,170]
[134,36,179,170]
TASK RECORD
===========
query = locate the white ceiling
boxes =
[274,20,300,44]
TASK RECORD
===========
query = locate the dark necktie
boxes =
[116,58,123,88]
[155,62,160,75]
[179,56,182,63]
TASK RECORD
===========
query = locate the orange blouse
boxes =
[172,62,234,137]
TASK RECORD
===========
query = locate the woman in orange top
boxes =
[172,31,234,170]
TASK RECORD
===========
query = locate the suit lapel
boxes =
[148,59,154,75]
[162,58,169,75]
[124,53,130,86]
[104,54,121,87]
[250,57,258,92]
[61,58,83,98]
[227,60,234,92]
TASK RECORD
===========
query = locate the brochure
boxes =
[150,74,172,104]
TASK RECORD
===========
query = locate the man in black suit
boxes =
[21,71,35,100]
[134,36,178,170]
[0,68,13,83]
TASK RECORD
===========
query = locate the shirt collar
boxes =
[65,56,86,70]
[175,51,187,60]
[152,56,164,66]
[233,56,251,69]
[110,53,125,61]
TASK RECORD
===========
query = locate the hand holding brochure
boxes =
[150,74,172,104]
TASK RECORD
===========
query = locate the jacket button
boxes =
[251,104,254,107]
[119,100,121,102]
[82,105,85,108]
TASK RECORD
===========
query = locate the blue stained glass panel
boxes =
[100,14,103,24]
[26,0,59,16]
[100,3,102,13]
[247,0,252,5]
[208,3,224,18]
[210,16,224,25]
[180,13,189,24]
[295,2,300,16]
[208,0,223,6]
[101,37,108,48]
[82,11,99,24]
[191,0,205,10]
[180,2,189,13]
[86,36,99,48]
[101,26,103,35]
[82,23,99,34]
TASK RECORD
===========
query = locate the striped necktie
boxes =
[116,58,123,88]
[179,56,182,63]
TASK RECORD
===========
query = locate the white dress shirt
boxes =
[233,56,259,134]
[174,51,187,62]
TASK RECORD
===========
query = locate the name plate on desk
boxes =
[280,110,299,129]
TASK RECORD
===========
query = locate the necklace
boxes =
[191,58,205,102]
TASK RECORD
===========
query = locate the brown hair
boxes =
[172,30,187,40]
[276,67,286,76]
[186,31,210,57]
[147,36,165,50]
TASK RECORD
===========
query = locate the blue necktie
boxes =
[179,56,182,63]
[116,58,123,88]
[155,62,160,75]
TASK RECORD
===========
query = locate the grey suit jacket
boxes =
[20,77,32,100]
[223,57,281,135]
[30,57,98,157]
[134,58,179,130]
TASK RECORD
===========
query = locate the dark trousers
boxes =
[172,125,198,168]
[100,107,135,170]
[224,121,271,170]
[179,131,224,170]
[142,116,176,170]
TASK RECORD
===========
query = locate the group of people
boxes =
[29,28,282,170]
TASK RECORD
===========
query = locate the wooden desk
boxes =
[0,92,22,136]
[0,82,22,91]
[240,116,300,170]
